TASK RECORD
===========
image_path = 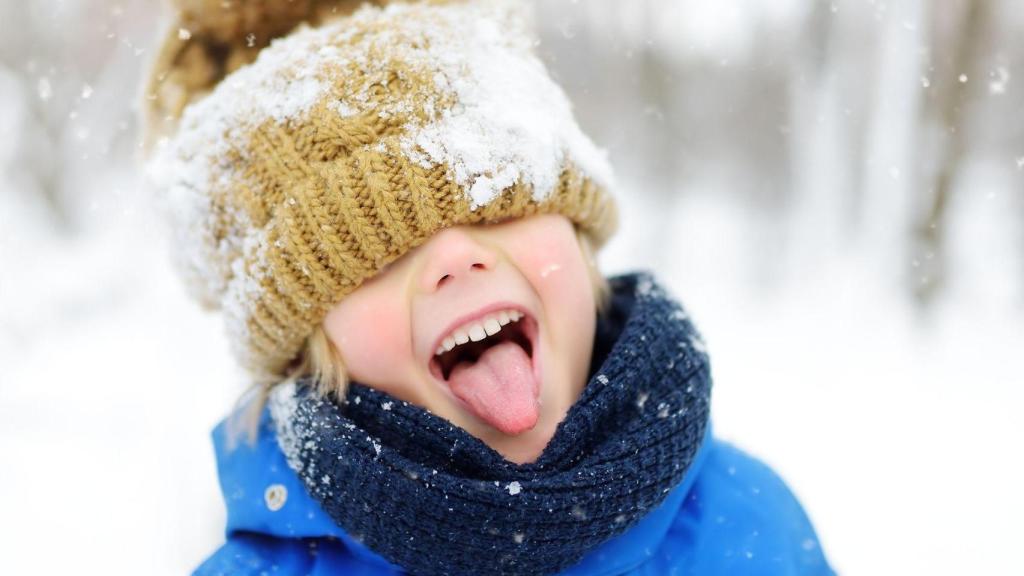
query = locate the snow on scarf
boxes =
[269,271,712,576]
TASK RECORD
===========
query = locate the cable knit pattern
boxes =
[269,272,712,576]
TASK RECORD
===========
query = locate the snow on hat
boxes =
[140,0,619,385]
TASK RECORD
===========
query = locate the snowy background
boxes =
[1,0,1022,574]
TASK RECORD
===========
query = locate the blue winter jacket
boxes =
[195,410,833,575]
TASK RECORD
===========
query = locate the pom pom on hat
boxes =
[142,0,385,146]
[141,0,618,385]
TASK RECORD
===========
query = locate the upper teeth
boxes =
[435,309,524,356]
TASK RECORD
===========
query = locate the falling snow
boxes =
[989,67,1009,94]
[689,334,707,354]
[636,391,649,410]
[4,2,1023,574]
[37,77,52,101]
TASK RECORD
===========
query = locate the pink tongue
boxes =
[448,339,540,435]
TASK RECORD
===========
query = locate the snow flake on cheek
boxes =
[539,262,562,278]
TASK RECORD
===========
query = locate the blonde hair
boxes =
[235,224,609,441]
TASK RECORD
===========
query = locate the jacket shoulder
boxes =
[199,406,405,575]
[653,439,834,576]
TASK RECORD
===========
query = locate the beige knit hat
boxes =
[141,0,618,385]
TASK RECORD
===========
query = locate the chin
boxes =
[494,426,553,464]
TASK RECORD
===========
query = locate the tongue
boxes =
[447,339,540,435]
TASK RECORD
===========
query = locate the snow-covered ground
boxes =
[2,1,1023,574]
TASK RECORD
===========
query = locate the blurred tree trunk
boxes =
[913,0,991,305]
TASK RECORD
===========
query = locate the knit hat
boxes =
[141,0,619,385]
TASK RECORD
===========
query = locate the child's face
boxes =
[323,213,597,464]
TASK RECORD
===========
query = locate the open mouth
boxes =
[429,311,536,382]
[426,306,543,435]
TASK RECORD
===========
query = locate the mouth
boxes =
[428,307,537,383]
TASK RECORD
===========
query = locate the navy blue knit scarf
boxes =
[270,271,712,576]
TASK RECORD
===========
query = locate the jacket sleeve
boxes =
[193,532,316,576]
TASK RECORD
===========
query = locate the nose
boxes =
[417,226,496,293]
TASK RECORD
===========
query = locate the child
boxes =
[142,1,833,574]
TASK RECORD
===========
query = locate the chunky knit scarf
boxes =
[269,272,712,576]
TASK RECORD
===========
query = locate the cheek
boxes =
[323,291,411,383]
[512,223,593,319]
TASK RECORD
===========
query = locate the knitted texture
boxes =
[141,1,619,384]
[268,272,712,576]
[143,0,383,145]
